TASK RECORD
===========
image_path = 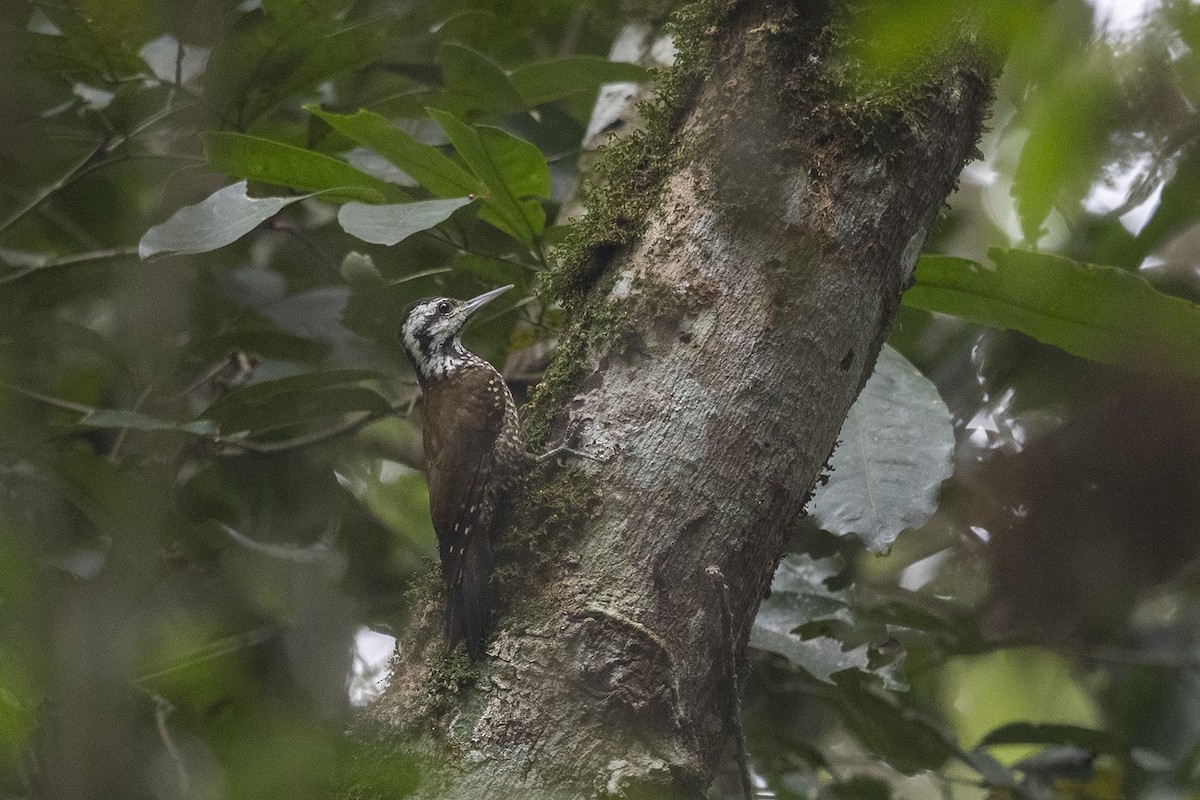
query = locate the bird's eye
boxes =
[436,300,452,315]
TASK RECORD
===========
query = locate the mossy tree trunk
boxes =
[361,1,993,797]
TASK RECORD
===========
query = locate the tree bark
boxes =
[363,1,993,797]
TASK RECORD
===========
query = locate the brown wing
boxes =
[422,366,507,584]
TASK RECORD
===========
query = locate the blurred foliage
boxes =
[4,0,1200,799]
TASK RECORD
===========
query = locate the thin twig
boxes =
[107,380,158,463]
[0,246,140,286]
[0,382,97,415]
[0,141,105,235]
[135,626,277,687]
[210,396,416,455]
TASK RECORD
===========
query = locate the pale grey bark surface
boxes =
[363,1,992,797]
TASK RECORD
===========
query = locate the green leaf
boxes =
[338,197,472,246]
[834,677,956,775]
[508,56,648,107]
[305,106,480,197]
[904,248,1200,378]
[428,108,549,246]
[195,329,329,363]
[203,369,382,421]
[340,252,383,290]
[978,723,1126,756]
[455,253,526,287]
[79,409,218,436]
[203,132,406,204]
[1010,67,1119,244]
[439,43,525,114]
[139,182,303,258]
[209,386,392,434]
[807,344,953,554]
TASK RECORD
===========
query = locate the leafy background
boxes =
[3,0,1200,798]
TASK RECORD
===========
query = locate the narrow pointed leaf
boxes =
[79,409,218,436]
[139,181,301,258]
[428,108,549,245]
[204,132,407,204]
[306,106,480,197]
[903,248,1200,377]
[338,197,472,245]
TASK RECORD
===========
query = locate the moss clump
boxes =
[538,0,738,310]
[495,465,600,596]
[423,646,478,713]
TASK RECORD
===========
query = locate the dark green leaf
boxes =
[830,776,891,800]
[508,56,648,107]
[439,43,525,115]
[208,386,392,434]
[455,253,526,287]
[978,723,1126,756]
[807,344,953,554]
[338,197,472,245]
[196,330,329,363]
[204,132,406,204]
[203,369,383,421]
[904,249,1200,377]
[139,182,302,258]
[428,109,549,245]
[340,252,384,290]
[833,677,955,774]
[305,106,480,197]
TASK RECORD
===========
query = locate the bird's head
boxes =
[400,284,512,383]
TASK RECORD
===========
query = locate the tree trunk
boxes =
[362,1,993,797]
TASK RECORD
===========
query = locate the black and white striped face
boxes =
[399,285,512,383]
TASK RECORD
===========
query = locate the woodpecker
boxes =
[399,285,523,658]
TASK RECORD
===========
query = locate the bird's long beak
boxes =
[461,284,513,318]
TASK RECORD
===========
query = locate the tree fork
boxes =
[362,1,994,797]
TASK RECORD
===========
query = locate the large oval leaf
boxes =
[807,344,953,554]
[139,181,302,258]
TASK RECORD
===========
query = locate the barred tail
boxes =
[445,535,494,658]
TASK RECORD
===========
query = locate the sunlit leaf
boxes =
[508,56,648,107]
[904,248,1200,377]
[808,344,953,554]
[1010,65,1120,244]
[428,109,549,245]
[139,181,302,258]
[338,197,472,245]
[204,132,406,204]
